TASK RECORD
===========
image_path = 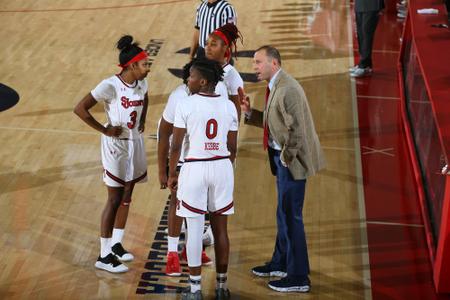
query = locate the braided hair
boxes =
[182,59,196,85]
[191,58,224,87]
[212,23,243,61]
[116,35,145,67]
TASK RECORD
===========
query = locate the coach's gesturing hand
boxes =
[238,86,251,114]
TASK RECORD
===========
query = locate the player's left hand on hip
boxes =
[280,158,288,167]
[138,123,145,133]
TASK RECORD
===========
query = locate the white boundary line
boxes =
[346,2,372,298]
[372,49,400,54]
[0,125,158,140]
[0,125,98,135]
[367,221,424,228]
[358,95,400,100]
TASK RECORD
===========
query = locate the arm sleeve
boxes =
[229,102,239,131]
[141,79,149,94]
[162,91,178,124]
[90,80,115,103]
[222,4,237,25]
[226,69,244,96]
[174,100,188,129]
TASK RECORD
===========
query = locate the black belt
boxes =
[184,156,230,163]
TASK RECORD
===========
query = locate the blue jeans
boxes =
[270,150,309,278]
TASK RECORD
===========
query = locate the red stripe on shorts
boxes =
[105,170,126,185]
[105,170,147,185]
[181,201,207,214]
[212,201,234,215]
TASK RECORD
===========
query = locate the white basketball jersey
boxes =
[174,93,238,160]
[161,81,230,162]
[223,64,243,96]
[91,75,148,140]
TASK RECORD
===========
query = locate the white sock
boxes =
[186,216,205,267]
[216,273,228,289]
[112,228,124,246]
[189,275,201,293]
[100,237,111,258]
[168,236,179,253]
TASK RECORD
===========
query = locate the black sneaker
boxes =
[111,242,134,262]
[215,287,230,299]
[252,262,287,277]
[268,276,310,293]
[95,253,128,273]
[181,287,203,300]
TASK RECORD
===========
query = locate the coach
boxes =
[189,0,237,60]
[240,46,325,293]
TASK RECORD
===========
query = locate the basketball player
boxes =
[168,59,238,300]
[205,23,244,119]
[158,60,227,276]
[74,35,149,273]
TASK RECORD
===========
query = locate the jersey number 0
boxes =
[205,119,218,139]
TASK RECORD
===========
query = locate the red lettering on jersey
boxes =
[204,142,220,151]
[121,96,144,109]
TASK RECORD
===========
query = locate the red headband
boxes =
[118,51,148,68]
[212,30,229,46]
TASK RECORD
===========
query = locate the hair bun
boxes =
[117,35,134,51]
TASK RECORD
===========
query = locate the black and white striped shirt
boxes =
[195,0,237,48]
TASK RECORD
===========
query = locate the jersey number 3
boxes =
[205,119,218,139]
[127,111,137,129]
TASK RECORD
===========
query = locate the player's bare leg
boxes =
[110,182,135,262]
[166,189,184,276]
[210,214,231,299]
[95,186,128,273]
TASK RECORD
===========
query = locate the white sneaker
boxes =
[202,225,214,246]
[348,65,359,72]
[111,242,134,262]
[397,11,407,18]
[350,66,373,77]
[95,253,129,273]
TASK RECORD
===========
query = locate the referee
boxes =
[189,0,237,60]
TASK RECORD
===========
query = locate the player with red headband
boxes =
[205,23,244,120]
[74,35,150,273]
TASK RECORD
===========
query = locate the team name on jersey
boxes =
[204,142,220,151]
[121,96,144,109]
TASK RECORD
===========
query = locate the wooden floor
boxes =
[0,0,370,299]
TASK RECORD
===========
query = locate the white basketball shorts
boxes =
[176,158,234,217]
[101,135,147,187]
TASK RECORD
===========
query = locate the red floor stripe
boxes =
[352,1,450,299]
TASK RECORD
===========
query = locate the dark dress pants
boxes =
[269,149,310,278]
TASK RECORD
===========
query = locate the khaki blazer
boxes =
[245,69,326,180]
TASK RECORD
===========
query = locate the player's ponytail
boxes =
[116,35,146,68]
[212,23,243,61]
